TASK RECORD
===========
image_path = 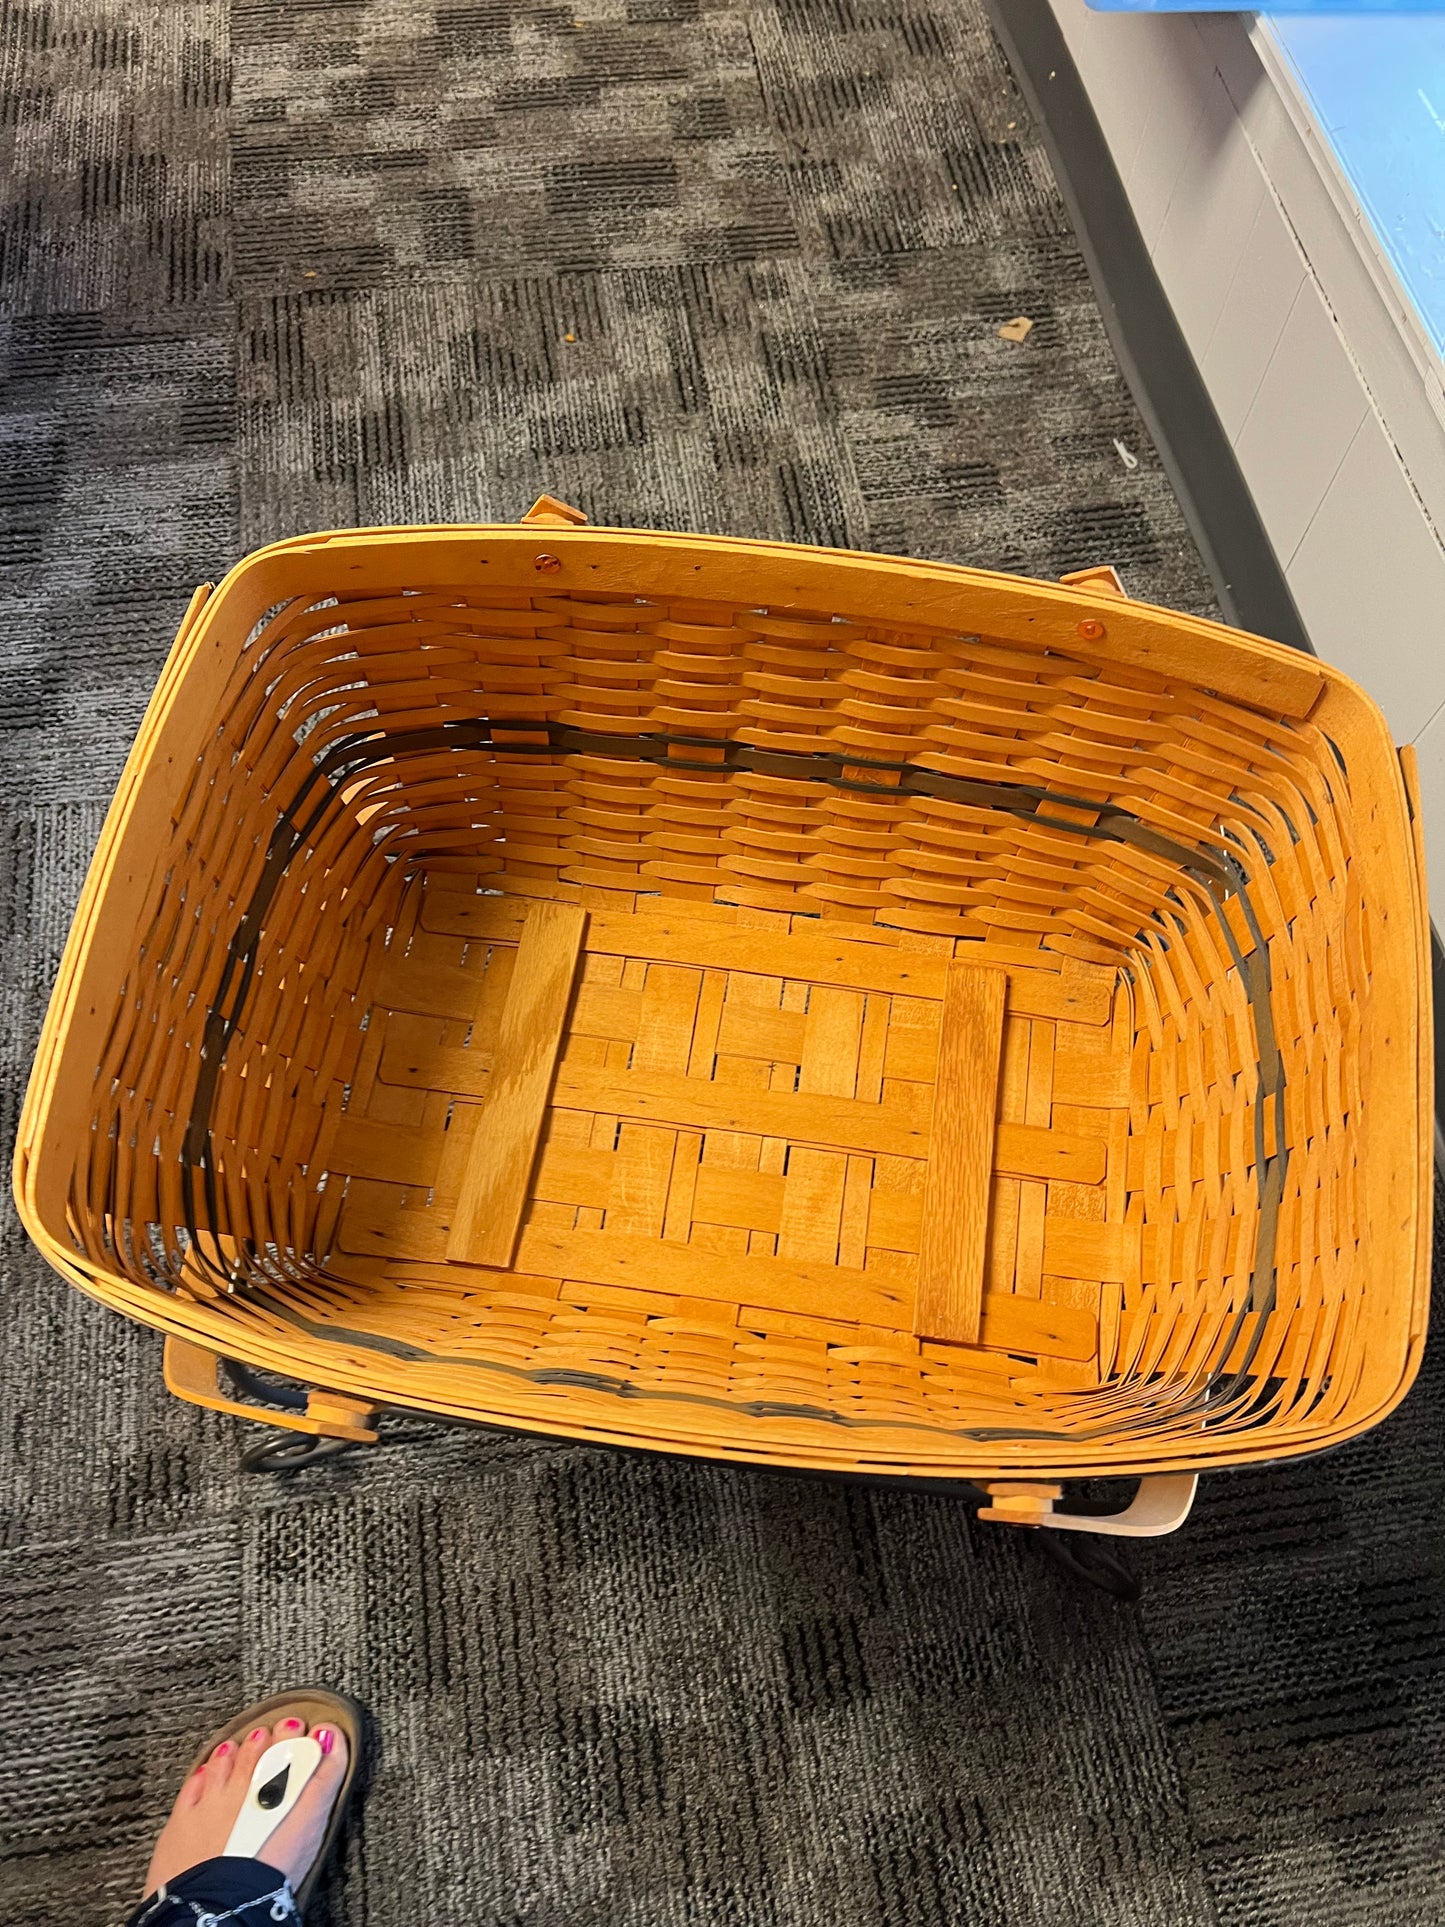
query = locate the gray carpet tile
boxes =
[1135,1195,1445,1927]
[0,1,228,318]
[235,246,1185,582]
[0,310,236,804]
[1,1,1440,1924]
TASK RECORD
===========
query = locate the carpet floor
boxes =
[3,2,1443,1923]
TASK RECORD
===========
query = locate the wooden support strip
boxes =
[551,1064,1104,1181]
[510,1225,1096,1360]
[336,1079,1104,1191]
[334,1193,1097,1360]
[576,903,943,994]
[423,892,1114,1023]
[977,1293,1096,1362]
[515,1223,907,1327]
[445,902,587,1266]
[552,1064,928,1159]
[913,963,1005,1346]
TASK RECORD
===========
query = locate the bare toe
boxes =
[144,1736,248,1895]
[201,1735,239,1792]
[142,1710,351,1902]
[232,1719,273,1787]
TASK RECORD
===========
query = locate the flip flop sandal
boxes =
[188,1687,365,1916]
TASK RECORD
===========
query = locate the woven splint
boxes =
[14,503,1431,1494]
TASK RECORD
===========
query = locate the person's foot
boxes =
[143,1715,349,1898]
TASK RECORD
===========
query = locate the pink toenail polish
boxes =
[216,1742,232,1758]
[316,1727,334,1755]
[248,1728,267,1743]
[282,1717,303,1732]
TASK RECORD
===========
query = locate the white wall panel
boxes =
[1286,416,1445,743]
[1195,184,1305,441]
[1232,278,1369,564]
[1046,0,1445,810]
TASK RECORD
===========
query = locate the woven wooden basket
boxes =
[14,500,1431,1532]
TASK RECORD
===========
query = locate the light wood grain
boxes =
[551,1063,1104,1180]
[423,893,1116,1024]
[17,509,1424,1497]
[516,1222,908,1326]
[508,1223,1097,1359]
[913,963,1004,1345]
[446,902,586,1266]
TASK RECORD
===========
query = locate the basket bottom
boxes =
[246,872,1170,1439]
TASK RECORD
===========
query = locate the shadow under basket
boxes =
[14,501,1432,1543]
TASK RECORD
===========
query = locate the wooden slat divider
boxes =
[423,891,1115,1025]
[509,1224,1097,1360]
[551,1064,1104,1180]
[912,964,1005,1346]
[445,902,587,1266]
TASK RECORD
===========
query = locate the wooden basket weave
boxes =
[14,501,1432,1507]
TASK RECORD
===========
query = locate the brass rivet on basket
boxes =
[1077,618,1106,640]
[534,553,563,573]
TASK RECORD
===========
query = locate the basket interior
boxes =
[50,566,1405,1473]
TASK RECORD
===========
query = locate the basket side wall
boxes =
[14,530,1429,1476]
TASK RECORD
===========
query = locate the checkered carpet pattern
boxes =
[3,3,1443,1923]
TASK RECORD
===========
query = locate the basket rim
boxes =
[12,523,1433,1480]
[223,519,1338,718]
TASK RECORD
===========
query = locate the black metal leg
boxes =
[1031,1528,1142,1602]
[240,1431,359,1474]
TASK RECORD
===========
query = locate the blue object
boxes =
[1266,18,1445,355]
[1077,6,1445,360]
[1088,1,1445,15]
